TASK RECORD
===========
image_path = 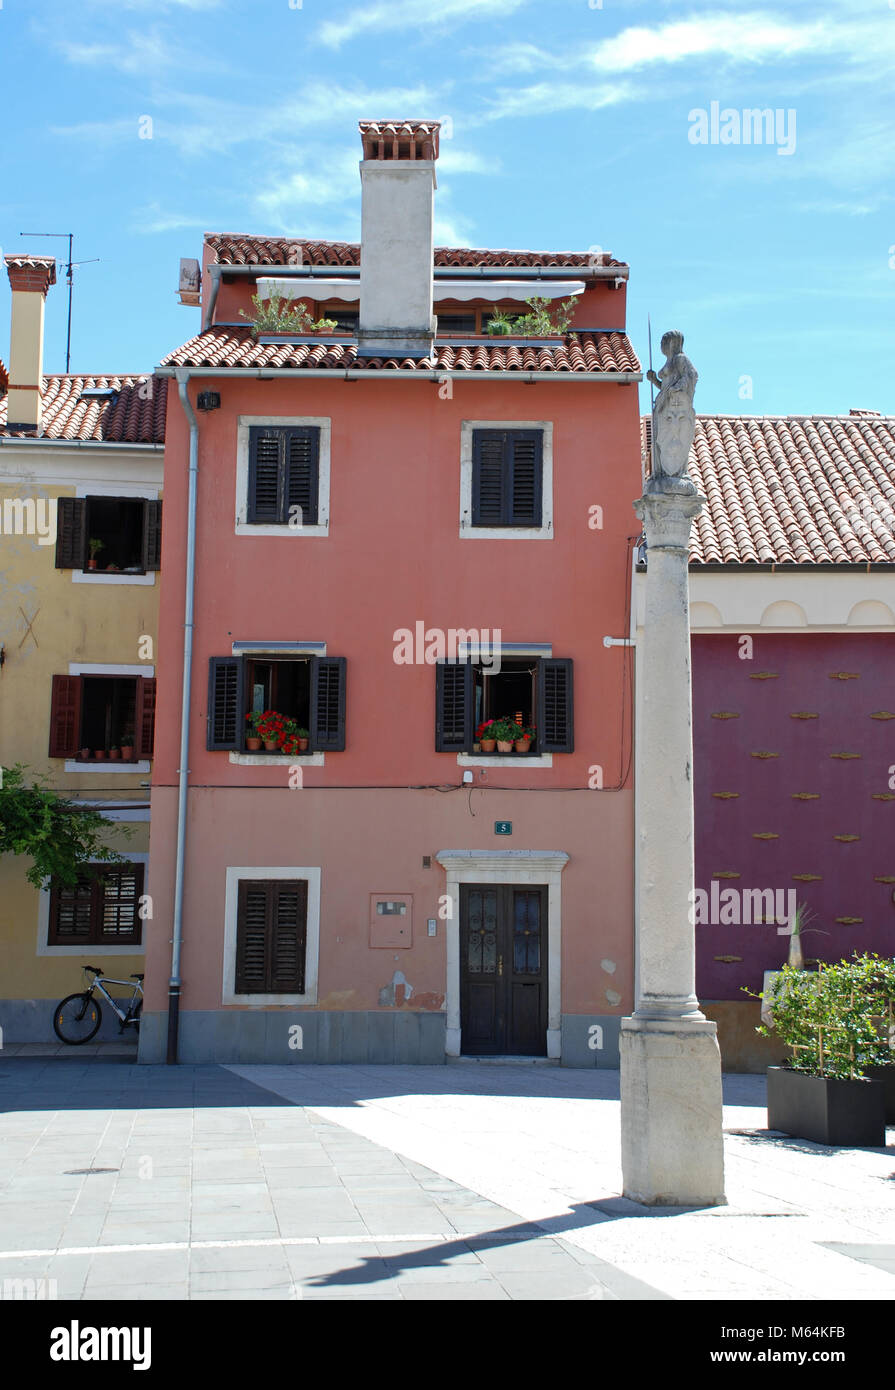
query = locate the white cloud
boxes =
[318,0,530,49]
[57,31,182,76]
[131,204,210,235]
[437,148,498,175]
[588,14,835,74]
[484,80,634,122]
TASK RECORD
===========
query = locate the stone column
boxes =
[620,472,726,1206]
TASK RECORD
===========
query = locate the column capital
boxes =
[634,478,705,550]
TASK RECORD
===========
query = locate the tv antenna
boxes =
[19,232,100,372]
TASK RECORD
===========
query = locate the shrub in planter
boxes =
[754,958,889,1146]
[296,727,309,752]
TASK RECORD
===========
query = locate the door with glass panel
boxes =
[459,884,547,1055]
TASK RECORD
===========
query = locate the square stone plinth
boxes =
[620,1016,726,1206]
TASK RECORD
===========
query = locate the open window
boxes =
[207,653,346,752]
[435,656,573,754]
[48,674,155,761]
[55,497,161,573]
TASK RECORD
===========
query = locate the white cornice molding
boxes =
[634,568,895,632]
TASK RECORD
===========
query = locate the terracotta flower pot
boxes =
[93,750,106,761]
[87,559,97,571]
[497,740,513,753]
[246,737,262,751]
[515,738,531,753]
[120,746,134,762]
[263,739,279,752]
[78,748,90,761]
[298,738,309,752]
[109,748,121,761]
[480,739,496,753]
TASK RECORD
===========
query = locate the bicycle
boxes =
[53,965,144,1045]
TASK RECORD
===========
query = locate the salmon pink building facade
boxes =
[139,120,643,1066]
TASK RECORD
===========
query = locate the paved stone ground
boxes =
[0,1053,893,1301]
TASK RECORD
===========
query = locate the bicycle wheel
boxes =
[53,992,102,1044]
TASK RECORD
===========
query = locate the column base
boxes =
[620,1015,726,1206]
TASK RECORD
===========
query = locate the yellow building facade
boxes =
[0,254,165,1042]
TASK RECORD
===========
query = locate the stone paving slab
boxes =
[0,1059,663,1301]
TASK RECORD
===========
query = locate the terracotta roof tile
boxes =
[205,232,626,271]
[160,326,640,375]
[642,416,895,566]
[0,375,167,443]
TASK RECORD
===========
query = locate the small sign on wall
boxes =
[494,821,512,836]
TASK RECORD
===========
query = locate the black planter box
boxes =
[767,1066,886,1147]
[865,1065,895,1124]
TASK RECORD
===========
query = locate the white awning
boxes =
[256,277,585,304]
[257,277,359,302]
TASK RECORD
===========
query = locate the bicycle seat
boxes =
[84,965,103,976]
[130,973,145,981]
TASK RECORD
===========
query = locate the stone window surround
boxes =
[235,415,331,538]
[459,419,554,540]
[71,482,159,587]
[37,852,149,957]
[222,865,321,1006]
[435,849,569,1059]
[63,662,154,775]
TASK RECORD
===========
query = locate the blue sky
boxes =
[1,0,892,415]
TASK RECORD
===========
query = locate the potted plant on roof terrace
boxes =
[240,290,337,338]
[485,296,578,339]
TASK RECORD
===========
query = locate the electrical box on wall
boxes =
[370,894,412,948]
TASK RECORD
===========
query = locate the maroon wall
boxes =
[693,632,895,1000]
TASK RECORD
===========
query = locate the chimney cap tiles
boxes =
[5,255,57,295]
[359,119,440,161]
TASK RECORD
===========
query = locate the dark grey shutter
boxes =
[509,431,542,525]
[207,657,243,750]
[142,500,162,570]
[285,428,319,527]
[472,431,505,525]
[435,660,474,751]
[270,881,307,993]
[236,881,270,993]
[236,879,307,994]
[472,430,542,526]
[310,657,346,750]
[55,498,87,569]
[247,428,283,523]
[538,658,574,753]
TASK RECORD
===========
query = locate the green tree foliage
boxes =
[0,765,131,889]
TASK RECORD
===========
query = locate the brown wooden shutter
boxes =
[538,658,574,752]
[285,428,319,527]
[435,660,474,751]
[247,428,283,522]
[48,675,82,757]
[235,879,307,994]
[207,658,243,749]
[136,677,156,758]
[54,498,87,569]
[142,500,162,571]
[310,657,346,750]
[98,863,144,943]
[48,873,93,944]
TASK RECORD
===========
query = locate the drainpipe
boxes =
[167,368,200,1063]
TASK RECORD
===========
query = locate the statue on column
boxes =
[646,330,698,484]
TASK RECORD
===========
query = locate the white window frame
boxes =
[37,851,149,957]
[63,662,154,774]
[460,420,554,540]
[236,416,331,537]
[223,866,321,1006]
[71,483,159,587]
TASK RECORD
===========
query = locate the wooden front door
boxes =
[460,885,548,1055]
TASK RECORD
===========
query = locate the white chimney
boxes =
[4,255,57,431]
[357,120,440,358]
